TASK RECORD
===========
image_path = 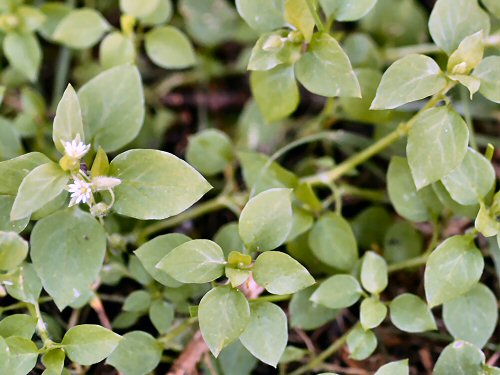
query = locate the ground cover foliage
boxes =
[0,0,499,374]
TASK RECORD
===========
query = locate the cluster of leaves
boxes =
[0,0,499,374]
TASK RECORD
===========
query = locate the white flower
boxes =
[67,178,93,207]
[91,176,121,191]
[62,134,90,160]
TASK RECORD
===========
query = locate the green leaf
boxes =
[238,152,298,195]
[374,360,409,375]
[10,162,69,221]
[5,263,42,304]
[214,222,245,257]
[387,157,432,222]
[0,152,50,196]
[250,65,300,122]
[42,349,65,375]
[53,8,110,49]
[407,106,469,190]
[360,251,388,294]
[3,32,41,82]
[351,207,392,250]
[236,0,285,32]
[389,293,436,332]
[0,231,28,271]
[424,235,484,307]
[156,239,225,283]
[240,302,287,367]
[120,0,160,17]
[320,0,377,21]
[123,290,151,312]
[289,286,339,330]
[443,283,498,348]
[106,331,162,375]
[78,64,145,152]
[308,212,358,270]
[360,297,387,330]
[253,251,315,294]
[149,300,174,334]
[17,6,46,33]
[198,286,250,357]
[383,221,423,264]
[218,341,258,375]
[52,84,85,153]
[442,148,495,205]
[473,56,500,104]
[311,274,362,309]
[226,267,250,287]
[186,129,233,176]
[145,26,196,69]
[5,336,38,375]
[347,325,377,360]
[447,31,484,74]
[239,188,292,252]
[31,209,107,310]
[295,32,360,97]
[0,118,23,161]
[0,196,29,233]
[433,340,485,375]
[429,0,490,55]
[248,32,301,71]
[475,201,499,238]
[109,149,211,220]
[343,33,382,69]
[482,0,500,18]
[62,324,122,365]
[99,32,136,69]
[371,54,446,109]
[284,0,315,42]
[140,0,172,25]
[134,233,190,287]
[0,314,36,338]
[38,3,71,41]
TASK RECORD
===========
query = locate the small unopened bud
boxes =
[263,34,284,51]
[287,30,304,43]
[59,155,80,171]
[92,176,121,191]
[451,61,467,75]
[108,233,127,250]
[90,202,110,217]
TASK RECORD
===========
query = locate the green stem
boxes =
[387,254,429,273]
[249,294,292,303]
[301,87,452,187]
[305,0,324,32]
[27,302,52,346]
[157,317,198,347]
[339,184,387,202]
[289,328,352,375]
[460,85,477,150]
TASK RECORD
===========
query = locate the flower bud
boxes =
[90,202,110,217]
[59,155,80,171]
[91,176,121,191]
[262,34,284,51]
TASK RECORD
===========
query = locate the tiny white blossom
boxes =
[91,176,121,191]
[67,178,93,207]
[62,134,90,160]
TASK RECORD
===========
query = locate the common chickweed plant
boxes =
[0,0,499,374]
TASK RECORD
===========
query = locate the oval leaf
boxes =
[310,274,362,309]
[145,26,196,69]
[389,293,437,333]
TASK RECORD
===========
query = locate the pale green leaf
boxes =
[360,297,387,330]
[31,209,107,310]
[123,291,151,312]
[360,251,388,294]
[433,340,485,375]
[429,0,490,54]
[250,65,300,122]
[0,231,28,271]
[52,84,84,153]
[240,302,287,367]
[140,0,173,25]
[347,325,377,360]
[443,283,498,348]
[106,331,162,375]
[308,212,358,270]
[198,286,250,357]
[442,148,495,205]
[53,8,110,49]
[473,56,500,104]
[62,324,122,365]
[374,360,409,375]
[383,221,423,264]
[407,106,469,189]
[5,336,38,375]
[134,233,190,287]
[284,0,315,42]
[120,0,160,17]
[311,274,362,309]
[389,293,436,332]
[482,0,500,18]
[156,239,225,283]
[424,235,484,307]
[236,0,285,32]
[41,349,65,375]
[289,286,339,330]
[11,162,69,221]
[295,32,360,98]
[248,32,301,71]
[109,149,211,220]
[371,54,446,109]
[447,31,484,74]
[149,300,174,334]
[99,32,135,69]
[0,314,36,338]
[78,64,145,152]
[145,26,196,69]
[0,196,29,233]
[239,188,292,252]
[253,251,315,294]
[3,32,41,82]
[186,129,233,176]
[320,0,377,21]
